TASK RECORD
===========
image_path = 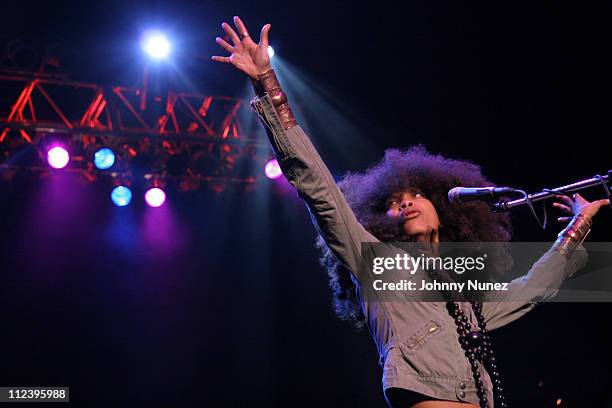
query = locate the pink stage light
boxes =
[264,159,282,179]
[144,187,166,207]
[47,146,70,169]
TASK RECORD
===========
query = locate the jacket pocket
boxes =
[398,319,462,378]
[401,320,443,354]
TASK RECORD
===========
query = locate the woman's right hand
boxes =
[212,16,272,80]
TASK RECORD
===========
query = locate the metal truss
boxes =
[0,70,268,192]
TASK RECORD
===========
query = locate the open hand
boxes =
[553,193,610,223]
[212,16,272,79]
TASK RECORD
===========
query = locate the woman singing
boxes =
[212,16,609,408]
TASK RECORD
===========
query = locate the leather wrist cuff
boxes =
[251,69,297,130]
[552,213,593,259]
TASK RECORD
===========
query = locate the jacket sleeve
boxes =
[480,245,588,331]
[251,94,379,279]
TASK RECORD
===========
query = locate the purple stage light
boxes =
[144,187,166,207]
[47,146,70,169]
[264,159,282,179]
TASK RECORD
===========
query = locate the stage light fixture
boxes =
[144,187,166,207]
[264,158,282,179]
[111,186,133,207]
[94,147,115,170]
[144,174,166,207]
[267,46,275,58]
[47,146,70,169]
[141,31,171,60]
[110,173,133,207]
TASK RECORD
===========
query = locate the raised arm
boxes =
[481,193,609,330]
[212,16,379,278]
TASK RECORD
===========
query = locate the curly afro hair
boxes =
[315,145,513,328]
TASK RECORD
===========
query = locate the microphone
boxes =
[448,187,517,204]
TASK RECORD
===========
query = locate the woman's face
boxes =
[385,190,440,242]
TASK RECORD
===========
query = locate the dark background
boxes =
[1,1,611,407]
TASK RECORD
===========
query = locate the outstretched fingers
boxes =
[260,24,271,48]
[553,195,573,214]
[555,194,573,205]
[221,22,241,46]
[552,202,572,214]
[211,56,231,64]
[215,37,233,53]
[233,16,252,41]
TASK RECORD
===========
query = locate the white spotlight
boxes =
[142,31,171,60]
[267,46,275,58]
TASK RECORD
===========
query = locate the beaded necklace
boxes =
[428,267,508,408]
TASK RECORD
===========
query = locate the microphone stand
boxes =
[491,170,612,213]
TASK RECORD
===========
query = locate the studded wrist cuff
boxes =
[552,213,592,259]
[251,69,296,130]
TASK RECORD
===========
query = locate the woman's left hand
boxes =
[553,193,610,223]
